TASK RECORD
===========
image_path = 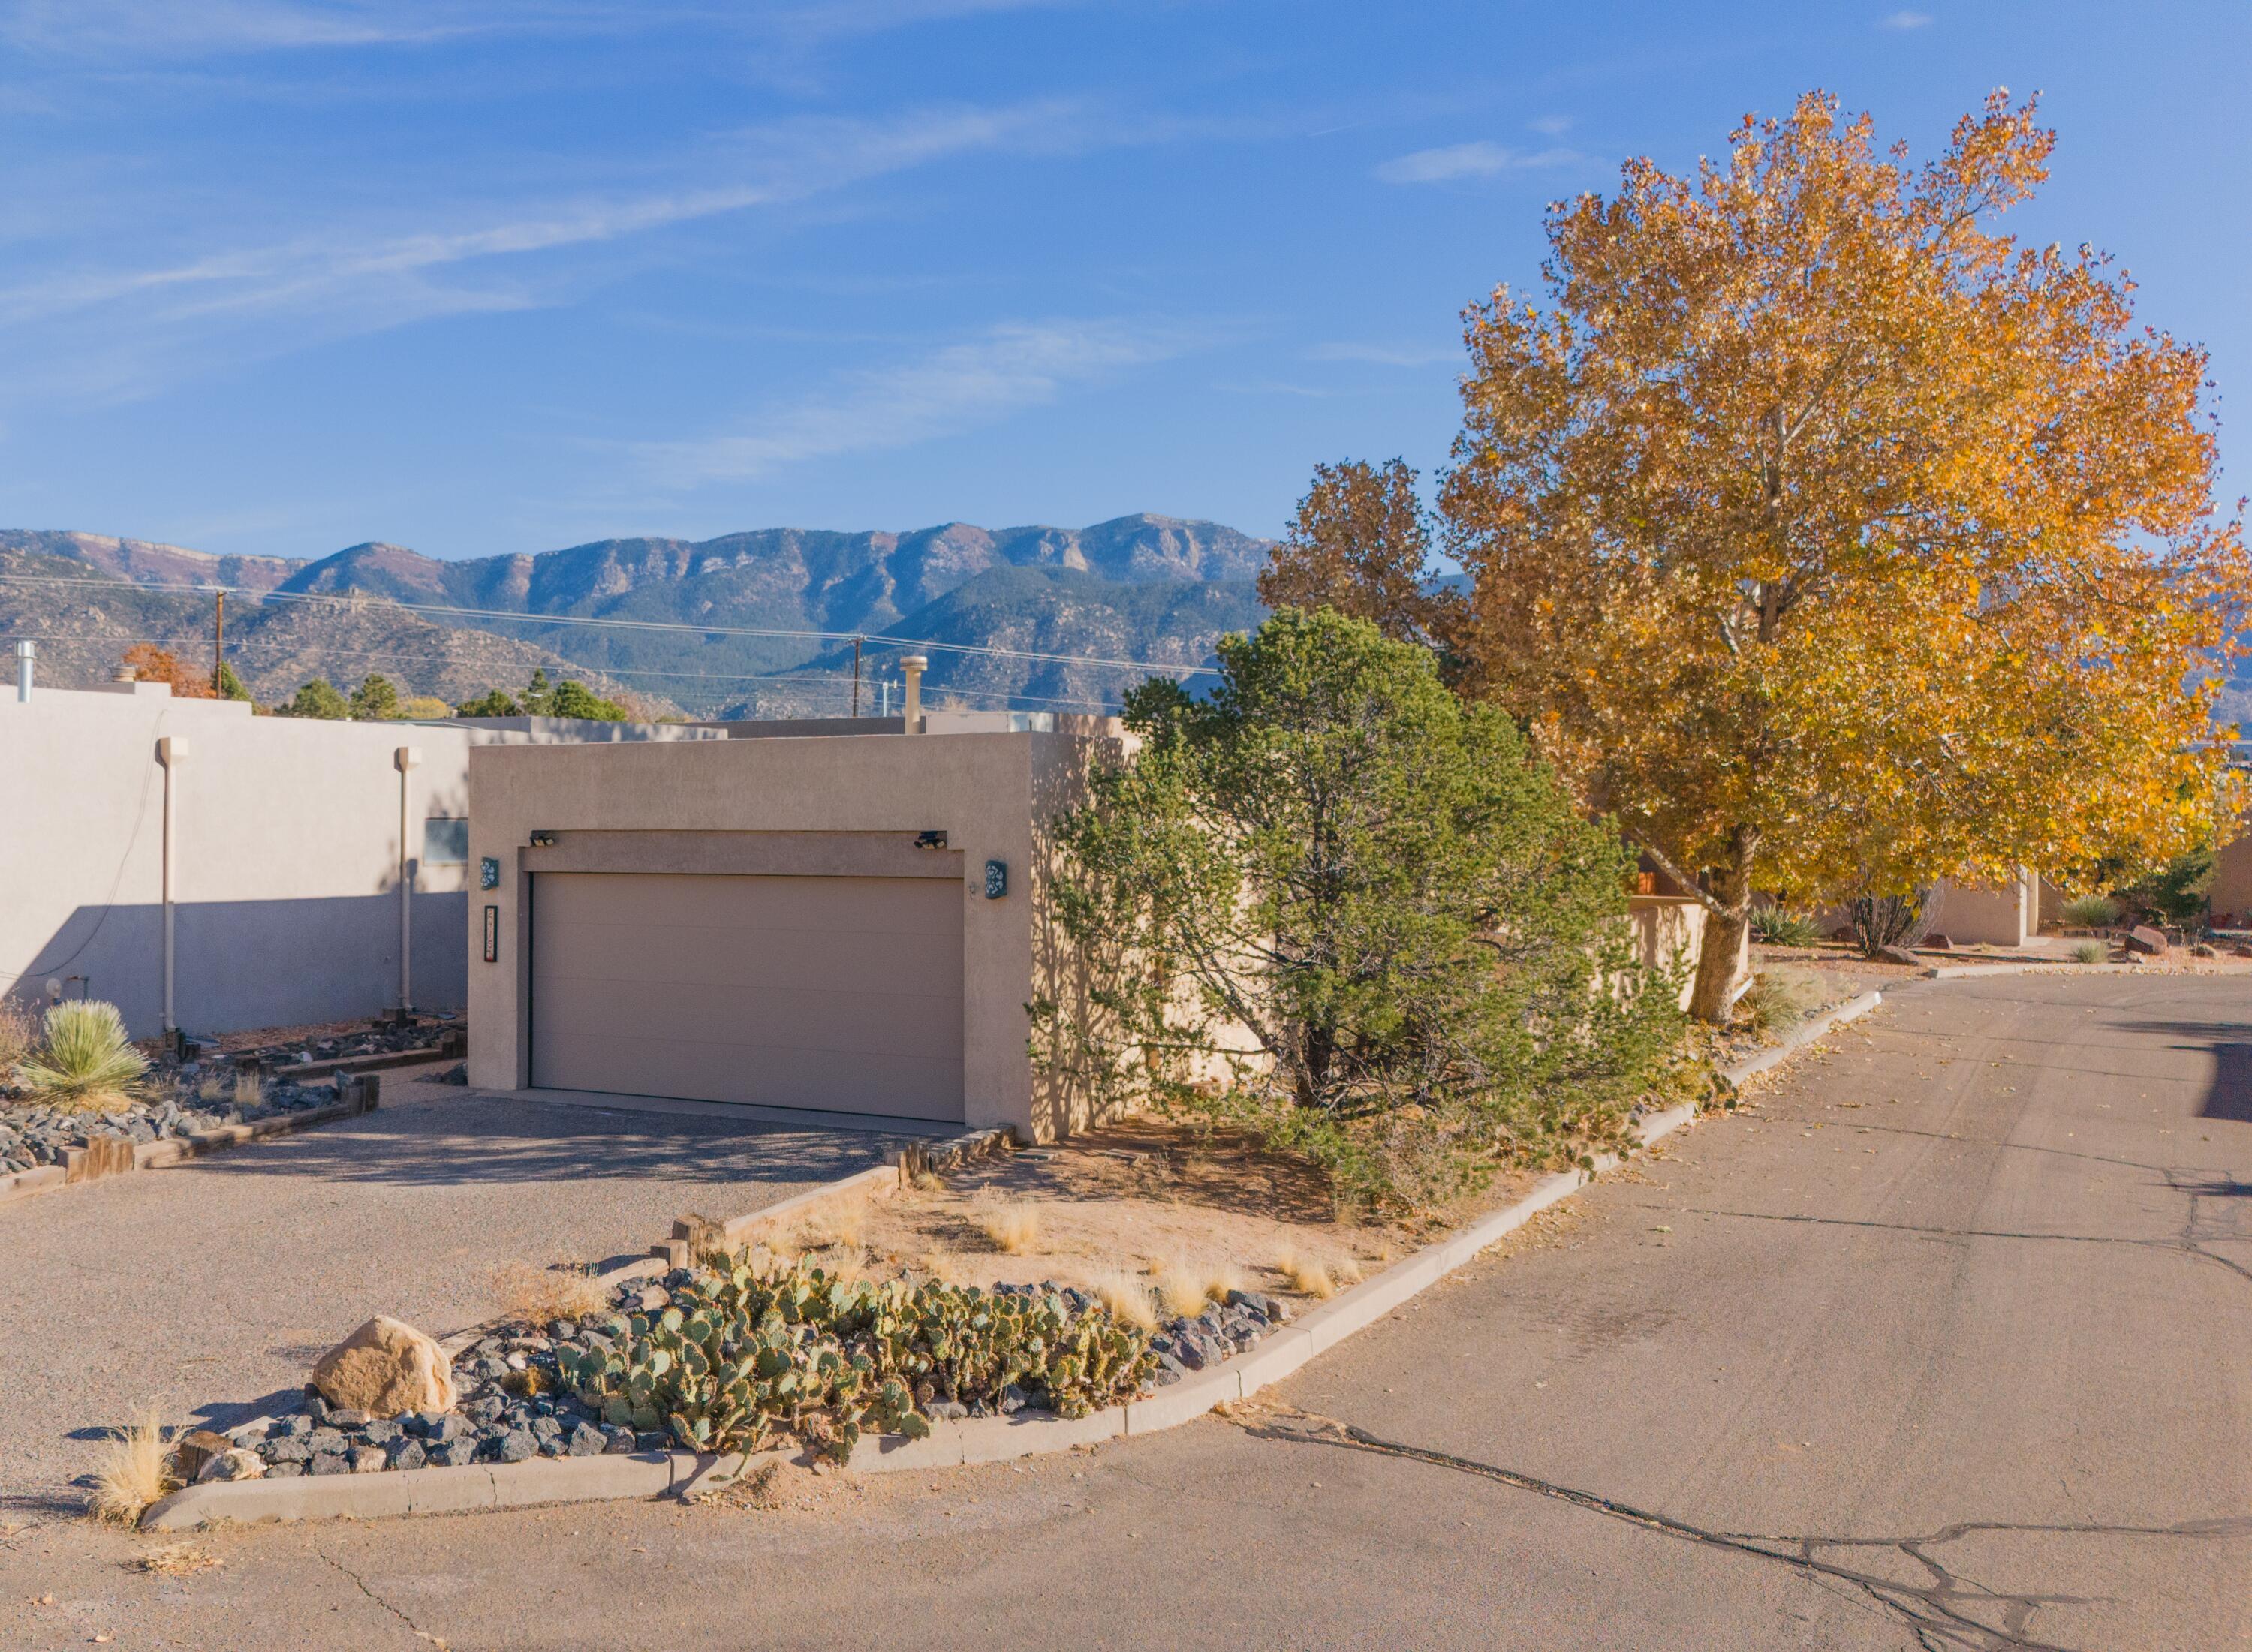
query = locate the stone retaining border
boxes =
[142,999,1889,1532]
[0,1078,384,1211]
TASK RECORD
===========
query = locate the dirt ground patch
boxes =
[749,1116,1539,1314]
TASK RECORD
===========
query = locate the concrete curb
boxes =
[137,1010,1880,1530]
[0,1085,381,1210]
[138,1103,1708,1531]
[1719,989,1883,1085]
[1921,959,2162,981]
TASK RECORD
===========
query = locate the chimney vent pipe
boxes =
[900,654,928,733]
[13,639,31,703]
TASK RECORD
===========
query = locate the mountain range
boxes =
[0,516,1275,717]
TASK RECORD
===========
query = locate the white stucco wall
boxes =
[0,683,474,1037]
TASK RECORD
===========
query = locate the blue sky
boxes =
[0,0,2244,563]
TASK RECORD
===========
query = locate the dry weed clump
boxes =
[137,1541,224,1577]
[796,1197,869,1251]
[1090,1268,1158,1331]
[1275,1246,1339,1300]
[491,1261,612,1326]
[89,1404,173,1527]
[971,1190,1041,1255]
[1152,1256,1242,1319]
[0,998,34,1072]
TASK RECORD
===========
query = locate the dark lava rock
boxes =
[385,1437,428,1471]
[492,1429,538,1464]
[309,1452,350,1476]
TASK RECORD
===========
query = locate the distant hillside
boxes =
[0,546,677,715]
[720,567,1267,718]
[0,514,1277,715]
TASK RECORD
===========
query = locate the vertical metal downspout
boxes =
[395,746,423,1015]
[156,736,190,1037]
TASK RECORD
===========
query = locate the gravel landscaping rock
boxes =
[0,1070,360,1173]
[226,1266,1302,1482]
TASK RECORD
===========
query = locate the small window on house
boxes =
[423,818,470,866]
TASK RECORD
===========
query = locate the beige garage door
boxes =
[530,871,964,1122]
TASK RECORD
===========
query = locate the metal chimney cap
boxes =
[900,654,929,671]
[112,664,137,682]
[12,639,32,658]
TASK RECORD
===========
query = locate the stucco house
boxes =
[464,697,1121,1143]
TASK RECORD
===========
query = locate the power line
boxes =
[12,631,1130,712]
[0,571,1224,678]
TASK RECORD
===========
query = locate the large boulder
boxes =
[310,1316,456,1419]
[2127,925,2169,956]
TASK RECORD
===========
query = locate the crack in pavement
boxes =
[1221,1401,2250,1651]
[1815,1122,2175,1176]
[1632,1191,2252,1291]
[316,1548,450,1650]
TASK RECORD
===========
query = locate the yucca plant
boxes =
[15,1000,148,1112]
[2061,894,2122,929]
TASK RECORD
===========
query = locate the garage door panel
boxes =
[534,1032,962,1123]
[531,871,964,1120]
[534,922,962,997]
[534,975,963,1062]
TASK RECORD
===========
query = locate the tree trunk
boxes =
[1686,826,1757,1022]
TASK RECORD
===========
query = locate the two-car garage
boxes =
[526,871,966,1124]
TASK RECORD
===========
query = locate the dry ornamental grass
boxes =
[971,1190,1042,1255]
[490,1261,613,1326]
[89,1404,173,1527]
[1090,1268,1158,1330]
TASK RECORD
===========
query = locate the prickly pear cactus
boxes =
[561,1256,1158,1461]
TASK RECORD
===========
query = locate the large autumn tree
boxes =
[1443,89,2248,1016]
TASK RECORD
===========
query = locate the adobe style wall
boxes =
[2209,817,2252,925]
[0,685,473,1037]
[465,729,1118,1141]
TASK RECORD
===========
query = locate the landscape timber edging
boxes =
[0,1081,382,1211]
[646,1126,1017,1270]
[142,1002,1893,1532]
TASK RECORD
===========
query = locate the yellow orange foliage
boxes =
[1441,89,2248,1015]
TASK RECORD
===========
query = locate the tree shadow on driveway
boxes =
[2112,1019,2252,1125]
[176,1089,911,1193]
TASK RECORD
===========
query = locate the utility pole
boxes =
[851,636,863,718]
[212,590,225,692]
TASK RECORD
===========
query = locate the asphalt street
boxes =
[5,972,2246,1650]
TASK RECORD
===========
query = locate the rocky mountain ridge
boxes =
[0,514,1276,715]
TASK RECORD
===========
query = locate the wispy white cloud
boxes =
[1307,342,1456,369]
[0,0,1071,55]
[0,101,1082,401]
[631,319,1192,486]
[1373,140,1578,185]
[1881,9,1933,27]
[1528,114,1573,136]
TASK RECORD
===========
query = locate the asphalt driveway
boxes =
[3,973,2246,1650]
[0,1066,905,1515]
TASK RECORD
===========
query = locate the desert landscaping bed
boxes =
[116,993,1889,1531]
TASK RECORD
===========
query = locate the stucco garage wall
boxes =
[0,685,472,1037]
[467,731,1112,1140]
